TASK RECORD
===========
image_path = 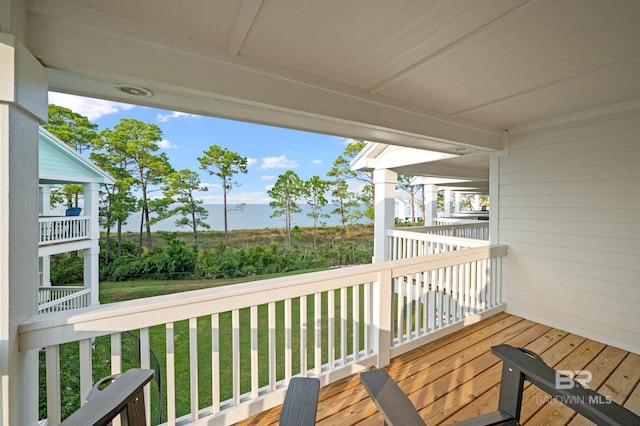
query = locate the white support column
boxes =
[40,256,51,287]
[473,194,481,211]
[39,185,52,215]
[0,30,49,425]
[369,169,398,367]
[443,189,453,217]
[83,182,100,305]
[423,184,438,226]
[454,192,462,214]
[372,169,397,263]
[39,186,52,287]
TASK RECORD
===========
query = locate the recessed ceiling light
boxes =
[115,85,153,97]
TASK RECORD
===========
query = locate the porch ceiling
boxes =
[23,0,640,154]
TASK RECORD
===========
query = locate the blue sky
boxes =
[49,92,354,204]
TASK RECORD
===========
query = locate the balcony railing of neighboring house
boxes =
[433,217,487,226]
[388,227,490,261]
[38,286,91,314]
[39,216,91,245]
[19,244,507,426]
[416,221,490,239]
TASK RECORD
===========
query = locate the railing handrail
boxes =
[39,215,89,222]
[38,288,91,313]
[387,229,489,248]
[407,222,488,232]
[39,286,86,292]
[19,245,508,351]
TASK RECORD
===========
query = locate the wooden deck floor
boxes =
[236,312,640,425]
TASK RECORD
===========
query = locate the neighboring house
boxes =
[395,196,424,223]
[3,2,640,425]
[38,128,114,313]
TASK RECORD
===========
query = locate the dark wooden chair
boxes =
[61,368,154,426]
[360,344,640,426]
[279,376,321,426]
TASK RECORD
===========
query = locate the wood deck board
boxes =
[234,314,640,426]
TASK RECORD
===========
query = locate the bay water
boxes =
[111,204,368,232]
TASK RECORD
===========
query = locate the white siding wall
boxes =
[500,110,640,354]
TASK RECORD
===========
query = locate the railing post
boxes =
[372,269,393,368]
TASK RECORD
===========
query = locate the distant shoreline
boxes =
[107,203,369,233]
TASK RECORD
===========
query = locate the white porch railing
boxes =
[19,245,507,426]
[402,221,490,239]
[388,227,489,261]
[39,216,90,245]
[433,217,486,225]
[38,286,91,313]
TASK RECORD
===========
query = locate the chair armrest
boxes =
[279,377,321,426]
[360,368,426,426]
[61,368,154,426]
[492,344,640,426]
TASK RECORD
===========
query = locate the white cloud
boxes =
[348,181,366,193]
[156,111,199,122]
[312,159,322,165]
[247,158,259,168]
[265,184,274,191]
[199,183,222,192]
[260,155,298,170]
[48,92,135,121]
[158,139,178,149]
[261,175,276,181]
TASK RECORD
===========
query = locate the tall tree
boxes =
[90,145,139,260]
[161,169,210,250]
[268,170,304,249]
[303,175,331,250]
[97,119,173,252]
[327,140,369,239]
[198,145,248,245]
[397,174,420,224]
[45,104,101,207]
[329,140,374,220]
[45,104,100,154]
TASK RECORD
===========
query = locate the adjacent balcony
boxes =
[38,215,93,313]
[39,215,90,246]
[38,286,91,314]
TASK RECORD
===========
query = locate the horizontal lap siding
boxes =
[39,137,88,180]
[500,112,640,354]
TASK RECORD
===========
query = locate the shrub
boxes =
[50,253,84,284]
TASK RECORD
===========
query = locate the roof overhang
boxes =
[19,1,640,154]
[352,141,489,193]
[38,127,115,185]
